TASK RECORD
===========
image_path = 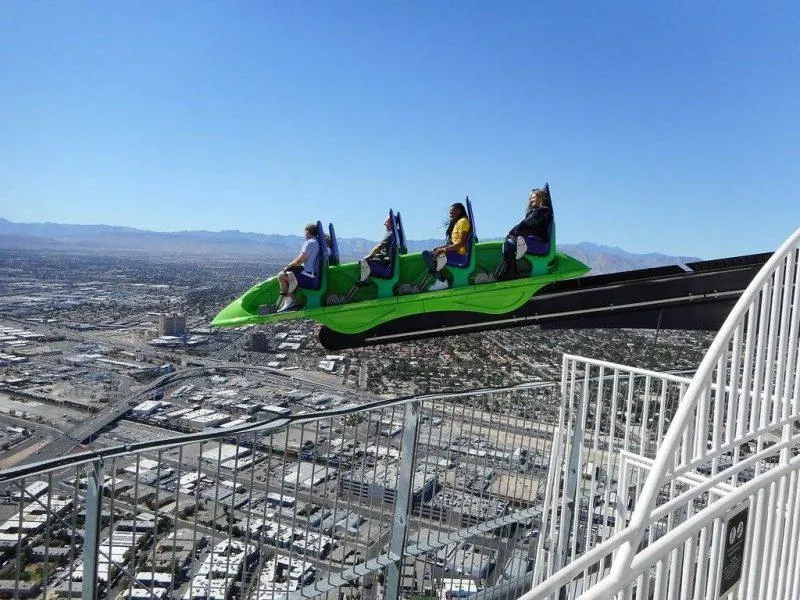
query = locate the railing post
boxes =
[82,458,104,600]
[386,400,421,599]
[556,371,589,574]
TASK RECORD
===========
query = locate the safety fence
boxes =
[530,356,692,592]
[0,380,569,600]
[0,356,701,600]
[526,227,800,600]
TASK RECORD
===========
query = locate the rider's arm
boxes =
[510,208,548,237]
[522,207,548,229]
[438,219,468,254]
[284,251,309,271]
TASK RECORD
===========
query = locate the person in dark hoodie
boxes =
[497,188,552,280]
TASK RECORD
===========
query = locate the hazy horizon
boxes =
[0,215,709,259]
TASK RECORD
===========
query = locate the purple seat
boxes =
[523,234,550,256]
[368,234,397,279]
[518,215,553,256]
[328,223,341,266]
[366,257,393,278]
[302,269,322,290]
[445,231,473,267]
[445,248,470,267]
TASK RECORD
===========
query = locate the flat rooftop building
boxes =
[339,459,437,505]
[283,462,335,489]
[132,400,162,418]
[201,443,249,463]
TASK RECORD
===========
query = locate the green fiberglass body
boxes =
[212,192,590,335]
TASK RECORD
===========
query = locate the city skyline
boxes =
[3,2,798,259]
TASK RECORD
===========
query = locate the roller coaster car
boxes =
[211,187,590,335]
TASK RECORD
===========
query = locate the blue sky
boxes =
[2,2,798,257]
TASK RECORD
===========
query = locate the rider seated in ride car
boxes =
[422,202,471,291]
[276,222,321,312]
[362,215,395,278]
[497,188,552,280]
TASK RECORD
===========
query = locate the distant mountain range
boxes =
[0,217,700,274]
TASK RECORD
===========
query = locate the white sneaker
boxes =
[276,297,296,313]
[277,301,296,313]
[428,279,450,292]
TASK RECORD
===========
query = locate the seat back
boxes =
[466,195,477,244]
[394,212,408,255]
[386,209,398,260]
[544,183,555,256]
[327,223,340,266]
[307,221,327,290]
[545,183,554,244]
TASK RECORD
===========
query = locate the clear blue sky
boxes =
[2,2,798,257]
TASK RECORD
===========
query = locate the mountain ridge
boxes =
[0,217,700,274]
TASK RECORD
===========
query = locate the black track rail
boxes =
[318,252,772,350]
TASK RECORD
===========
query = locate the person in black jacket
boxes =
[497,188,552,280]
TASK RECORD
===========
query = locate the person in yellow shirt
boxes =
[422,202,472,291]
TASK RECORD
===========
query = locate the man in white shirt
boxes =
[276,223,321,312]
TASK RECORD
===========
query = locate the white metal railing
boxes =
[530,356,692,591]
[0,381,567,600]
[527,227,800,600]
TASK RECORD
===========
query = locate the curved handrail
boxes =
[525,226,800,600]
[604,227,800,571]
[612,453,800,594]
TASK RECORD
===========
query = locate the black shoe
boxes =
[497,258,518,281]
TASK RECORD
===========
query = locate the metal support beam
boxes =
[82,458,104,600]
[557,372,588,573]
[386,400,421,599]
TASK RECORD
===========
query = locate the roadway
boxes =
[9,351,359,463]
[9,368,195,465]
[2,311,378,466]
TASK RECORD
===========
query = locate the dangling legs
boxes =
[419,250,450,292]
[495,238,520,280]
[276,269,299,312]
[422,251,445,281]
[422,251,449,291]
[276,271,288,308]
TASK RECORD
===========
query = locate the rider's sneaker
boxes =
[276,299,296,313]
[428,279,450,292]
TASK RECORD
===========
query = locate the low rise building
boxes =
[132,400,162,418]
